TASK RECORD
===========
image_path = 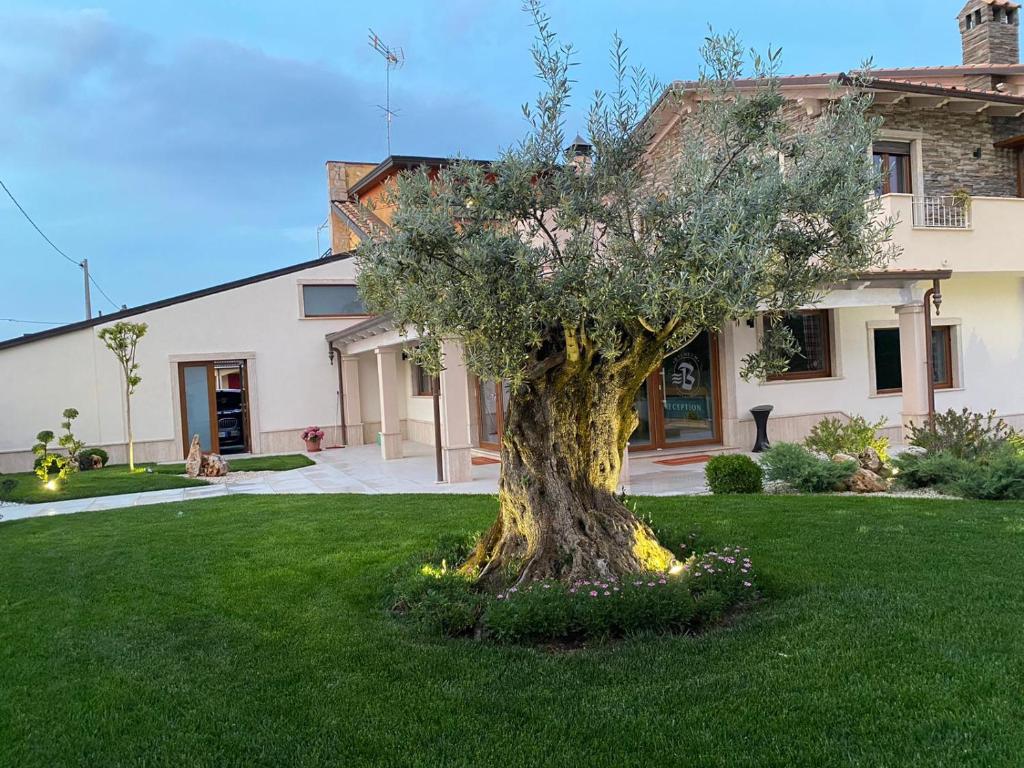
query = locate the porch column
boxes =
[375,347,403,459]
[340,355,364,446]
[438,340,474,482]
[895,303,930,440]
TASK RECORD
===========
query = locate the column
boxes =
[340,355,364,446]
[896,303,930,441]
[438,340,474,483]
[375,347,403,459]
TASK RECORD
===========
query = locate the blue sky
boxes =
[0,1,969,340]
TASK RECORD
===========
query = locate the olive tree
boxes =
[357,4,894,587]
[98,321,147,471]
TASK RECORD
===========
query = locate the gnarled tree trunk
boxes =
[463,342,677,589]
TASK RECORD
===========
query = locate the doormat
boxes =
[653,454,713,466]
[472,456,500,466]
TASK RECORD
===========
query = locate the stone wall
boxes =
[645,96,1023,199]
[870,102,1023,197]
[959,0,1019,69]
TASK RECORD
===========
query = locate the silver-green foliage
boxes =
[357,2,895,385]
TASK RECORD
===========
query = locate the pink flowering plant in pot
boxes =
[301,426,325,452]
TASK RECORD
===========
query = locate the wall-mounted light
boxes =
[973,147,983,159]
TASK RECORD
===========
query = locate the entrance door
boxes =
[178,360,251,457]
[631,331,721,449]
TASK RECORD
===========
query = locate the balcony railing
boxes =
[911,195,972,229]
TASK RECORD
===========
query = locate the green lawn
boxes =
[0,465,207,504]
[2,494,1023,767]
[1,454,314,504]
[153,453,315,475]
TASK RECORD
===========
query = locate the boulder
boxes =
[832,452,858,464]
[185,435,203,478]
[184,434,230,477]
[201,453,230,477]
[847,467,888,493]
[858,447,884,474]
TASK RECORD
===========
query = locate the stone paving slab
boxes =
[0,441,718,524]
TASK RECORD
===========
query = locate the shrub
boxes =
[951,449,1024,501]
[0,477,15,501]
[393,535,759,644]
[483,547,757,644]
[805,415,889,463]
[705,454,763,494]
[760,442,857,493]
[893,451,971,492]
[77,448,110,471]
[907,408,1016,460]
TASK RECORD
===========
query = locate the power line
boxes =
[0,176,121,312]
[2,318,68,325]
[88,273,119,310]
[0,177,80,267]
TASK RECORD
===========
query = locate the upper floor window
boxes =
[873,141,913,195]
[301,284,366,317]
[966,12,977,29]
[766,309,833,381]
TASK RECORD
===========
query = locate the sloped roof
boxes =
[0,253,355,352]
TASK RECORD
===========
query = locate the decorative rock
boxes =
[185,435,203,478]
[903,445,927,457]
[832,452,858,464]
[859,447,884,474]
[184,434,230,478]
[201,453,230,477]
[847,467,888,493]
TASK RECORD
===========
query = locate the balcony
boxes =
[877,193,1024,272]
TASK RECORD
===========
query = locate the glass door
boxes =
[178,360,252,457]
[179,362,218,456]
[659,332,718,445]
[630,332,720,449]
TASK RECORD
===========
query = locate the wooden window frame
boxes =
[873,144,914,196]
[411,362,435,397]
[766,309,834,382]
[931,325,954,390]
[869,325,955,395]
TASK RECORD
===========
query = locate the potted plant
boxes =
[301,426,325,452]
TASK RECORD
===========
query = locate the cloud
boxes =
[0,8,511,215]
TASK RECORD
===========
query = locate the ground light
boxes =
[45,480,58,491]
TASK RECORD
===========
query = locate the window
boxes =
[873,141,913,195]
[766,310,832,380]
[966,13,976,29]
[412,362,436,396]
[872,326,954,394]
[301,284,366,317]
[994,7,1004,22]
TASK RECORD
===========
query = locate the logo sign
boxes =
[670,354,701,391]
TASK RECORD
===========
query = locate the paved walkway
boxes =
[0,442,713,523]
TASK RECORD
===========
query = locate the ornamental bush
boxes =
[896,447,1024,501]
[805,414,889,463]
[907,408,1016,460]
[705,454,763,494]
[77,448,110,471]
[893,451,971,492]
[760,442,857,493]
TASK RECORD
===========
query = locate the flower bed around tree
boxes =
[391,530,760,645]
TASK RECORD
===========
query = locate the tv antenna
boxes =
[368,29,405,154]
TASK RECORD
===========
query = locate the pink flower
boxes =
[589,590,598,597]
[603,590,611,596]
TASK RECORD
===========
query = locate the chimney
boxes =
[959,0,1020,87]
